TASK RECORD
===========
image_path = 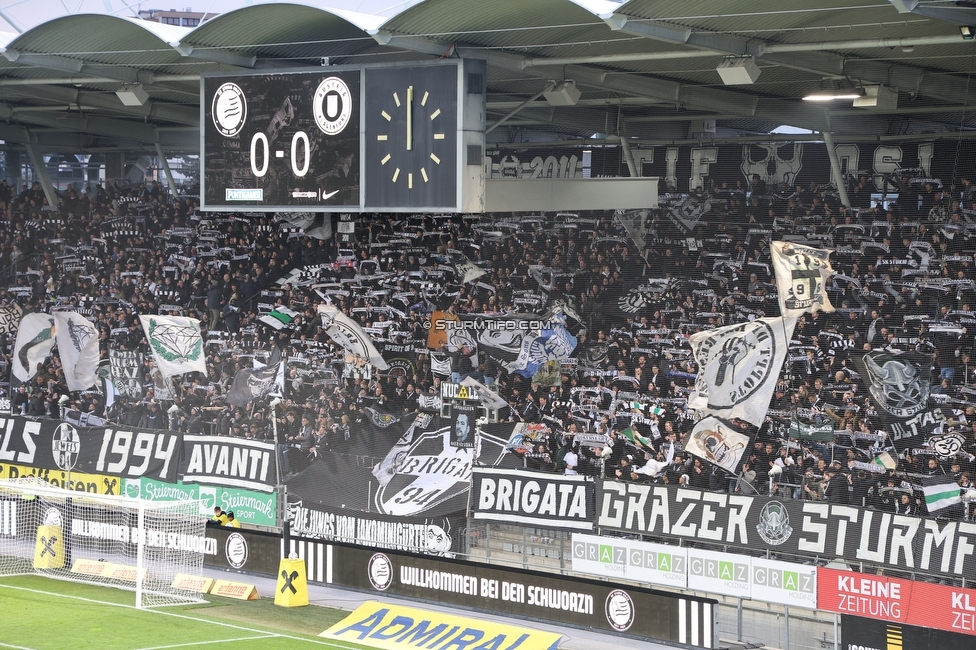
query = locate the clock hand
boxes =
[406,85,413,152]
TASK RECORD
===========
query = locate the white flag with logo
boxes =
[139,314,208,379]
[770,241,836,317]
[688,316,797,426]
[12,313,56,382]
[53,311,99,392]
[318,304,389,370]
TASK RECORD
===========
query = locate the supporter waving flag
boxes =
[689,316,797,426]
[139,314,207,379]
[770,240,836,318]
[53,311,99,392]
[11,312,56,384]
[318,304,389,370]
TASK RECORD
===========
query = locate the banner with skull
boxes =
[853,351,938,452]
[770,241,836,318]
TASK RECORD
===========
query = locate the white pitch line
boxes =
[134,634,278,650]
[0,643,36,650]
[0,582,352,648]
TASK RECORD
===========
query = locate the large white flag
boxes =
[688,316,797,426]
[139,314,208,379]
[318,304,389,370]
[770,241,836,318]
[53,311,99,392]
[12,313,56,383]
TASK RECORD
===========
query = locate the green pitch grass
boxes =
[0,575,371,650]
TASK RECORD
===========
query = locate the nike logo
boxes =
[322,189,340,200]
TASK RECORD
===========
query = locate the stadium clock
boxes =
[363,64,459,210]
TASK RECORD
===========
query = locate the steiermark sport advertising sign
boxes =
[123,477,277,527]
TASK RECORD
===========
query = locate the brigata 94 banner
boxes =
[817,567,976,637]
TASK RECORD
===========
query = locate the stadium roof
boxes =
[2,0,976,153]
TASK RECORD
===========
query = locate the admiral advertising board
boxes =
[597,481,976,582]
[302,540,717,646]
[470,468,594,531]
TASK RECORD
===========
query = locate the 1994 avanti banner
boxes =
[0,416,276,493]
[597,481,976,581]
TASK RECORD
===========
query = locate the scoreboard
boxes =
[201,59,486,213]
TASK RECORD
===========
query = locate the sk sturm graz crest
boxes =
[51,423,80,471]
[862,351,932,419]
[756,500,793,545]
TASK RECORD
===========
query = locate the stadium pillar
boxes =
[25,144,59,209]
[154,144,179,197]
[822,130,851,208]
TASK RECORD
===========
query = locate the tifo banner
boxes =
[288,501,463,555]
[321,542,717,646]
[179,435,277,493]
[0,463,122,495]
[597,481,976,581]
[124,477,277,527]
[320,601,563,650]
[0,416,181,481]
[109,349,144,399]
[470,468,594,531]
[819,568,976,637]
[571,534,687,589]
[284,415,519,518]
[841,616,976,650]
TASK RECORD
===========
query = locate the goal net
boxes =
[0,478,208,608]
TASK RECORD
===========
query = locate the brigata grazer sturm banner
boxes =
[597,481,976,582]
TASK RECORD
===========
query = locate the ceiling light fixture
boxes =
[543,80,581,106]
[716,57,761,85]
[961,26,976,40]
[802,92,862,102]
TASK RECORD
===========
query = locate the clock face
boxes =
[364,65,458,209]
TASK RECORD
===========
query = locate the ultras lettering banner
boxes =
[0,416,180,481]
[596,480,976,582]
[470,468,594,531]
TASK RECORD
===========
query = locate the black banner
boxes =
[597,481,976,582]
[470,468,594,531]
[204,525,281,575]
[287,501,466,555]
[841,616,973,650]
[180,434,277,493]
[0,416,181,481]
[449,402,478,449]
[314,540,717,646]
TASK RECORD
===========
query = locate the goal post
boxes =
[0,478,208,608]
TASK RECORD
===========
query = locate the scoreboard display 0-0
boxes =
[201,59,486,213]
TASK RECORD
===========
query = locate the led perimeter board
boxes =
[201,60,486,213]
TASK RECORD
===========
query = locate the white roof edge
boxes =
[566,0,628,17]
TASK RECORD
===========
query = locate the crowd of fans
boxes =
[0,165,975,518]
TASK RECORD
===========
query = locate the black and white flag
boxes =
[226,348,282,407]
[688,316,797,426]
[110,349,144,399]
[770,241,835,318]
